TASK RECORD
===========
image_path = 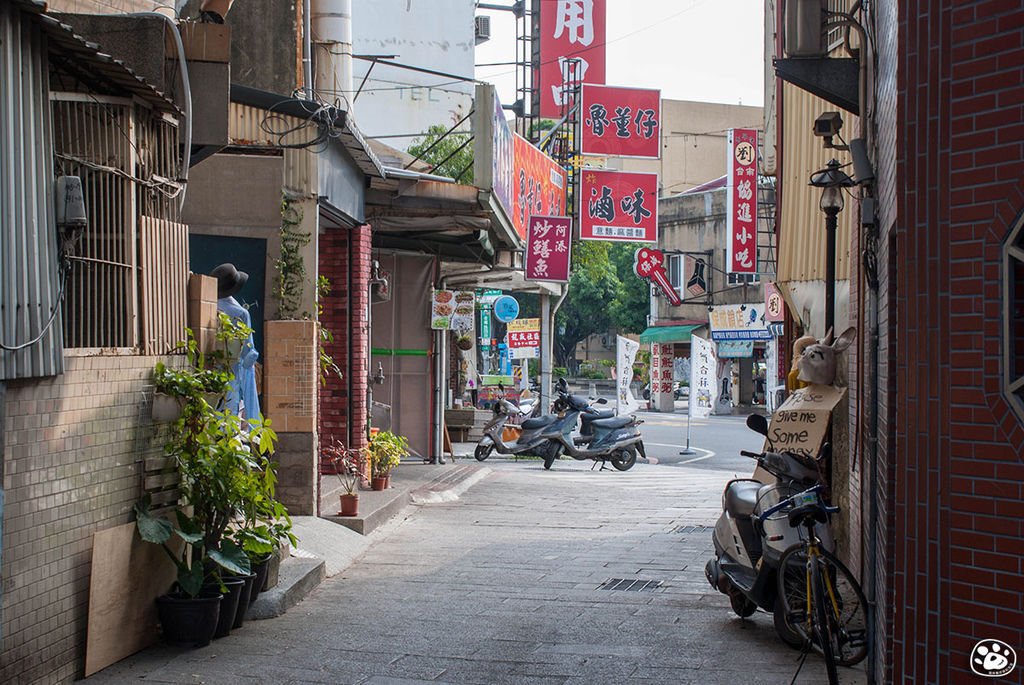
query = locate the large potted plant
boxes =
[366,430,409,490]
[138,331,287,645]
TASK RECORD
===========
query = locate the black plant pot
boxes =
[155,592,222,647]
[229,571,257,629]
[210,577,245,639]
[250,555,272,606]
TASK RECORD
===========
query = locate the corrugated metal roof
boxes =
[15,0,179,114]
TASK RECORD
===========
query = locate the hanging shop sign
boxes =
[580,169,659,243]
[717,341,756,358]
[539,0,607,118]
[580,84,661,159]
[513,134,567,240]
[492,295,520,323]
[506,318,540,348]
[473,85,516,221]
[709,303,770,341]
[726,128,759,274]
[684,254,708,297]
[525,215,573,282]
[430,290,476,331]
[765,281,785,322]
[633,247,681,306]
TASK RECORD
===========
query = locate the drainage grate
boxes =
[671,525,711,534]
[598,578,663,592]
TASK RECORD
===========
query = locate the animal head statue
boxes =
[797,327,857,386]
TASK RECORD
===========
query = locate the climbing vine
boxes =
[274,197,311,319]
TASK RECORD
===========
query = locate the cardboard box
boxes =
[765,384,846,459]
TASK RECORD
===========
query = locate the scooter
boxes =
[474,393,561,463]
[540,378,646,471]
[704,414,833,647]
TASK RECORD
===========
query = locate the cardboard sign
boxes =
[766,384,846,458]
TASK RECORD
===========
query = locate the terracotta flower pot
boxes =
[339,493,359,516]
[371,476,389,491]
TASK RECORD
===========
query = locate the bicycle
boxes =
[760,484,869,685]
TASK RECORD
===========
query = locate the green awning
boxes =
[639,324,700,344]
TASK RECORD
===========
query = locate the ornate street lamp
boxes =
[809,159,856,335]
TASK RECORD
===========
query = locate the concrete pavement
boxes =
[86,460,866,685]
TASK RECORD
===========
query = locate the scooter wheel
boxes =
[474,442,494,462]
[610,449,637,471]
[729,591,758,618]
[543,444,560,470]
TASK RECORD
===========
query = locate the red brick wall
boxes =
[318,224,372,472]
[873,1,1024,682]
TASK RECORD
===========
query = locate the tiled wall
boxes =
[1,355,171,683]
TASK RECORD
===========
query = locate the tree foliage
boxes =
[407,124,474,183]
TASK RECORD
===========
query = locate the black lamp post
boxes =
[809,159,855,335]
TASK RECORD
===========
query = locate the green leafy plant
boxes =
[317,275,342,385]
[322,438,364,495]
[275,197,311,319]
[366,430,409,478]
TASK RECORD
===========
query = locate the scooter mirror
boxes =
[746,413,770,437]
[596,397,608,404]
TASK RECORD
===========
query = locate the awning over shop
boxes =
[639,324,700,344]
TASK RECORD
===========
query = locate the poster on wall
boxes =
[430,290,475,331]
[539,0,607,118]
[726,128,759,274]
[581,84,661,159]
[513,134,567,239]
[580,169,659,242]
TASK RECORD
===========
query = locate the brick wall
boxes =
[319,225,372,481]
[868,1,1024,682]
[1,355,171,684]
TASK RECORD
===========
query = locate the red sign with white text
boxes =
[633,247,681,306]
[513,134,567,239]
[580,169,659,243]
[525,215,572,282]
[727,128,758,274]
[539,0,607,118]
[581,84,661,159]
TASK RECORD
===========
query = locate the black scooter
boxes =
[540,378,646,471]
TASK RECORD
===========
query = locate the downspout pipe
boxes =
[303,0,313,98]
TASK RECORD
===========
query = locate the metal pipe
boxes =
[825,209,838,335]
[303,0,313,98]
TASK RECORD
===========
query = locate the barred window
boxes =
[1005,216,1024,421]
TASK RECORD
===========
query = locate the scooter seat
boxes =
[581,409,615,422]
[521,415,556,430]
[591,416,634,429]
[724,479,762,519]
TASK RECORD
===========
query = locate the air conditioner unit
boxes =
[475,15,491,45]
[785,0,826,57]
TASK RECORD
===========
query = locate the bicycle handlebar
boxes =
[740,450,761,459]
[758,483,838,522]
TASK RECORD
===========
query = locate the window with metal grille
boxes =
[51,95,186,353]
[1005,215,1024,422]
[826,0,853,52]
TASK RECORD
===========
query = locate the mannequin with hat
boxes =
[210,263,261,423]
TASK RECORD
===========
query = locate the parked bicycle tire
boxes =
[812,561,840,684]
[776,544,869,668]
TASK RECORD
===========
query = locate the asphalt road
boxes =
[633,405,768,474]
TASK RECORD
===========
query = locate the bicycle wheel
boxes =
[777,544,870,668]
[812,560,840,685]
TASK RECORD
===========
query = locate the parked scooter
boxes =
[704,414,832,646]
[540,378,646,471]
[474,390,560,463]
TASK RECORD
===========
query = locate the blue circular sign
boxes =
[492,295,520,323]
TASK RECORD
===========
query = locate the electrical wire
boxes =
[0,264,69,352]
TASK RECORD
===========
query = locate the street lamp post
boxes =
[810,159,855,335]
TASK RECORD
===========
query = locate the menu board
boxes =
[431,290,476,331]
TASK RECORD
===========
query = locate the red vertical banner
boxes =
[513,134,567,239]
[525,215,572,282]
[539,0,607,118]
[726,128,758,274]
[580,169,659,243]
[580,84,661,159]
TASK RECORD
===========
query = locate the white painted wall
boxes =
[351,0,476,150]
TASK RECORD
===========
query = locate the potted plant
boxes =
[322,439,364,515]
[366,430,409,490]
[454,332,474,351]
[137,329,288,645]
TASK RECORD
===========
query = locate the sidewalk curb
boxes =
[410,466,491,504]
[248,555,325,620]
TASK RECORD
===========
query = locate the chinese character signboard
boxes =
[581,169,658,242]
[689,335,717,419]
[581,84,661,159]
[431,290,476,331]
[709,303,770,341]
[727,128,758,274]
[539,0,607,118]
[507,318,540,348]
[633,247,681,305]
[472,85,515,221]
[525,215,572,282]
[616,336,641,415]
[513,134,567,239]
[765,281,785,322]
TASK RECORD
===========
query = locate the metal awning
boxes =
[639,324,700,344]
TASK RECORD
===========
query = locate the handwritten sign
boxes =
[766,384,846,458]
